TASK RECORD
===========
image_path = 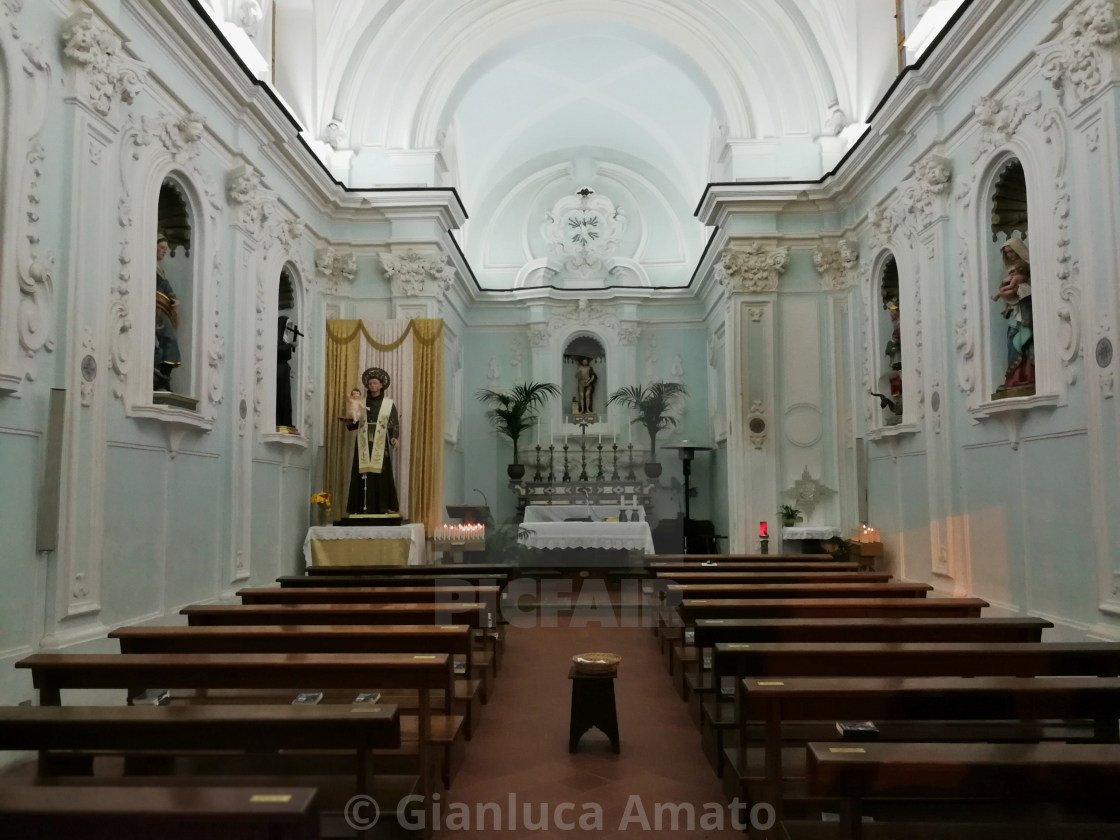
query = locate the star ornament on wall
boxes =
[568,214,600,245]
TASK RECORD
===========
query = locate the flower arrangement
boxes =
[779,504,802,527]
[311,492,331,522]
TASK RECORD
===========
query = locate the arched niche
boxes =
[876,253,904,426]
[561,333,606,422]
[275,263,303,433]
[154,176,197,405]
[987,156,1034,399]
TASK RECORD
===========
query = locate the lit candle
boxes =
[759,521,769,538]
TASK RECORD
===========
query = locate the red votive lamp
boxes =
[759,521,769,538]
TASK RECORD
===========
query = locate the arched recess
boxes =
[986,156,1035,400]
[562,333,607,421]
[153,176,198,406]
[274,261,309,435]
[875,252,905,426]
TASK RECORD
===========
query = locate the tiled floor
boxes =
[431,615,745,838]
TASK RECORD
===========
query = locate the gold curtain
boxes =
[323,320,361,522]
[324,319,444,534]
[408,319,444,535]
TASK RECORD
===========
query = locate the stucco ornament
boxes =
[380,249,456,298]
[813,240,859,290]
[61,9,145,117]
[541,188,626,280]
[316,248,357,296]
[1039,0,1120,111]
[714,243,790,293]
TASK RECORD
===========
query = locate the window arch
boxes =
[986,157,1034,399]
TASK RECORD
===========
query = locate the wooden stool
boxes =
[568,665,620,753]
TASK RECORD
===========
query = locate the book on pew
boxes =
[835,720,879,740]
[684,630,695,644]
[453,661,467,675]
[292,692,324,705]
[353,692,381,704]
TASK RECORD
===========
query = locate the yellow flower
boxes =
[311,492,331,507]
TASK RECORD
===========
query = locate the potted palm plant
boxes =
[606,381,688,478]
[477,381,560,479]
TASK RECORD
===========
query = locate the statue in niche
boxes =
[575,357,597,414]
[991,236,1034,395]
[153,232,181,392]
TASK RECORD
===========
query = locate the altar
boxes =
[518,516,654,569]
[303,524,426,568]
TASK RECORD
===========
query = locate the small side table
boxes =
[568,665,620,753]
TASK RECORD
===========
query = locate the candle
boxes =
[627,422,632,445]
[598,431,602,445]
[759,521,769,538]
[536,416,540,446]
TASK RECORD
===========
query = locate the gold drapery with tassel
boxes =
[323,319,444,536]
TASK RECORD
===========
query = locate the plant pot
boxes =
[643,462,663,478]
[507,463,526,480]
[780,518,797,528]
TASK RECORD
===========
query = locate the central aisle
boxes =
[433,610,746,838]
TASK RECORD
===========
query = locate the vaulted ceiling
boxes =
[220,1,909,287]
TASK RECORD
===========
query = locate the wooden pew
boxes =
[651,554,835,562]
[0,703,397,796]
[654,571,891,584]
[182,602,490,628]
[16,652,456,794]
[182,600,503,679]
[110,623,489,734]
[666,582,931,603]
[278,573,508,589]
[689,615,1053,777]
[705,641,1120,779]
[0,784,321,840]
[805,741,1120,840]
[649,561,860,573]
[667,597,988,696]
[693,616,1053,645]
[306,563,513,578]
[237,585,500,612]
[737,675,1120,827]
[678,597,987,624]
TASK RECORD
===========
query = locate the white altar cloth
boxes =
[519,521,654,553]
[523,504,645,523]
[303,524,426,568]
[781,525,842,540]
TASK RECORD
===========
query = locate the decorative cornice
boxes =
[971,91,1042,163]
[813,240,859,290]
[714,242,790,293]
[60,8,146,119]
[1038,0,1120,113]
[380,249,455,298]
[315,247,357,295]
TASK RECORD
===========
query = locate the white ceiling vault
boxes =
[206,1,926,289]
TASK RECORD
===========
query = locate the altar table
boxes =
[303,524,426,568]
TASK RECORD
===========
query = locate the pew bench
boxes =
[670,597,988,700]
[701,641,1120,779]
[111,623,490,734]
[731,675,1120,827]
[15,652,460,794]
[805,741,1120,840]
[0,784,321,840]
